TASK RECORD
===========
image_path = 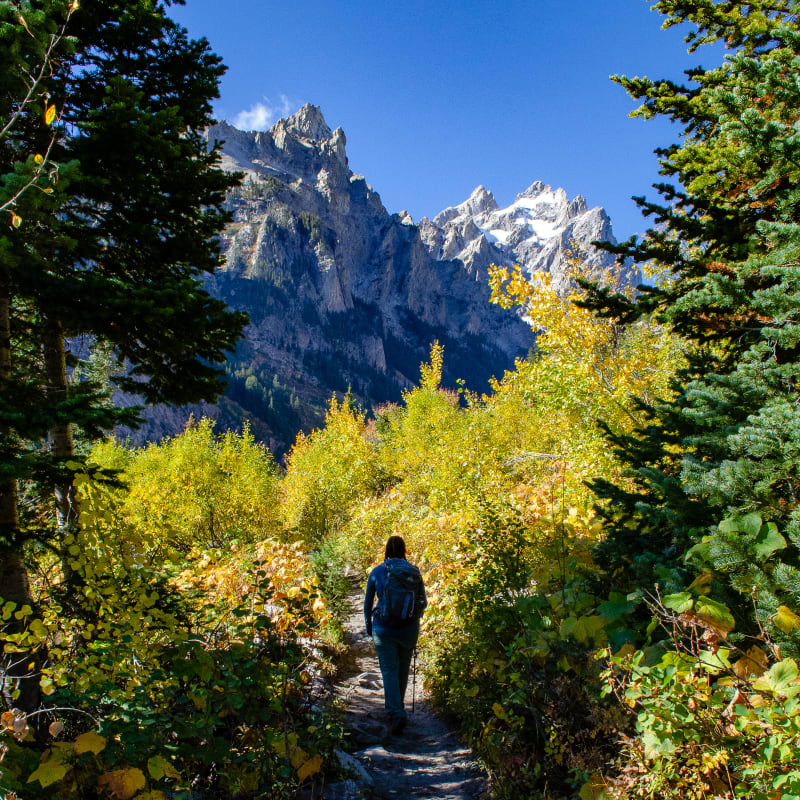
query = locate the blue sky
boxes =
[171,0,724,241]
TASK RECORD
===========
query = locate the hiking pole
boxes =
[411,646,417,713]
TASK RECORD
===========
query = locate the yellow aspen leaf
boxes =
[297,754,323,782]
[733,646,768,679]
[33,153,44,165]
[774,605,800,633]
[75,731,107,755]
[290,746,308,769]
[40,676,56,696]
[492,702,509,720]
[27,761,67,788]
[44,105,56,125]
[97,768,146,800]
[11,213,22,228]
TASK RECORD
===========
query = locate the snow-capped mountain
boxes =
[124,105,535,452]
[418,181,634,292]
[127,105,633,453]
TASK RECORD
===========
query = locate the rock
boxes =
[334,748,375,787]
[126,105,536,451]
[356,672,382,689]
[426,180,638,294]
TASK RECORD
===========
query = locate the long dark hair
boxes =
[385,535,406,560]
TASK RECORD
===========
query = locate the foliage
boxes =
[489,257,683,497]
[0,0,247,625]
[599,583,800,800]
[0,0,76,222]
[293,325,679,797]
[91,418,282,553]
[281,394,377,545]
[584,0,800,599]
[424,503,627,800]
[0,459,339,799]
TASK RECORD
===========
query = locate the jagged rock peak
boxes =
[433,185,498,226]
[466,185,498,215]
[514,181,567,205]
[281,103,332,141]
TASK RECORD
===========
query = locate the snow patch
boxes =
[486,228,510,245]
[512,190,559,210]
[527,219,558,240]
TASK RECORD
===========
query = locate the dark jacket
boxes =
[364,558,427,636]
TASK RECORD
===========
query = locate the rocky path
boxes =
[325,584,488,800]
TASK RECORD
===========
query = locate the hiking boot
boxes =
[389,715,407,736]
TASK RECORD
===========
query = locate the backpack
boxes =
[375,560,423,626]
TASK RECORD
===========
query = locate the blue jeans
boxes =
[372,625,418,718]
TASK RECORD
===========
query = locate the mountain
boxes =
[418,182,631,293]
[124,105,625,454]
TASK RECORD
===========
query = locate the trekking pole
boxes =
[412,646,417,713]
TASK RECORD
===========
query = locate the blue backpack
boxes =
[375,560,423,626]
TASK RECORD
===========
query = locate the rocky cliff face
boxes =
[127,105,626,454]
[419,181,633,293]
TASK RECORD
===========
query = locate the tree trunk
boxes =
[0,281,41,715]
[42,315,77,587]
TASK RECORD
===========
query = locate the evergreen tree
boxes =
[585,0,800,641]
[0,0,247,702]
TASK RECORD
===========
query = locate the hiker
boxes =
[364,535,427,735]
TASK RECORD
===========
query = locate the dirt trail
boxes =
[331,583,488,800]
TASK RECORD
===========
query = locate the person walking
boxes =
[364,535,427,735]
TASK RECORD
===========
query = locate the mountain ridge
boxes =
[125,104,628,453]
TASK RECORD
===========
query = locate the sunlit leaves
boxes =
[89,420,282,553]
[146,755,180,781]
[74,731,106,755]
[774,605,800,634]
[282,395,376,544]
[97,767,146,799]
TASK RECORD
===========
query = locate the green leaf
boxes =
[27,761,67,787]
[719,513,763,537]
[698,648,731,673]
[598,593,636,622]
[662,592,693,613]
[560,616,577,637]
[573,615,607,645]
[753,523,787,560]
[694,597,735,633]
[684,537,711,564]
[753,658,800,695]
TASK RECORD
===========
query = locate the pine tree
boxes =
[585,1,800,639]
[0,0,247,706]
